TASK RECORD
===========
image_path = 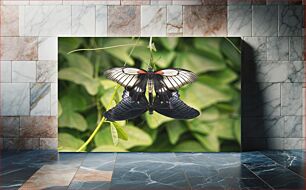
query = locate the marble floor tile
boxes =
[242,152,304,189]
[110,153,190,190]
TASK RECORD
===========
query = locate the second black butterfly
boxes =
[103,67,200,121]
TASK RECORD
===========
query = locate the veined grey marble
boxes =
[284,116,303,138]
[30,83,51,116]
[0,83,30,116]
[37,61,57,82]
[289,37,303,61]
[255,61,288,82]
[243,37,267,61]
[287,61,304,82]
[266,138,284,150]
[72,5,95,36]
[252,5,278,36]
[50,83,58,116]
[0,61,11,83]
[12,61,36,83]
[228,5,252,36]
[279,5,303,36]
[281,83,303,116]
[167,5,183,35]
[23,5,71,36]
[96,5,107,36]
[141,6,167,36]
[38,37,58,61]
[284,138,304,150]
[243,83,280,117]
[267,37,289,61]
[2,117,20,138]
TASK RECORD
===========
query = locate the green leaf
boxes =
[198,107,220,122]
[187,120,212,135]
[146,112,173,129]
[100,88,117,109]
[160,38,179,50]
[66,54,94,76]
[59,37,82,54]
[59,111,88,131]
[94,124,113,146]
[100,79,118,90]
[172,141,208,152]
[153,51,176,68]
[166,121,187,145]
[181,83,232,110]
[60,94,87,112]
[93,145,127,152]
[58,133,84,151]
[193,37,223,60]
[110,123,119,146]
[58,101,63,117]
[198,69,238,85]
[119,125,153,149]
[174,52,225,74]
[59,67,99,95]
[221,38,241,71]
[194,133,220,152]
[112,122,128,141]
[213,119,235,140]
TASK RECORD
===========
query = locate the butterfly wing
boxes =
[104,67,147,89]
[153,91,200,120]
[104,89,148,121]
[154,68,197,91]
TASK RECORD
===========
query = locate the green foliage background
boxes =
[58,37,241,152]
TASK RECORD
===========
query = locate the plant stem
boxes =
[67,43,142,55]
[77,85,119,152]
[224,37,241,54]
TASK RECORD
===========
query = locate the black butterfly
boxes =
[103,67,200,121]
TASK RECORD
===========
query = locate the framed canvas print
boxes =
[58,37,241,152]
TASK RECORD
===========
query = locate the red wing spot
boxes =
[154,71,164,75]
[137,70,147,74]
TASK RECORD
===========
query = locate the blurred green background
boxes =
[58,37,241,152]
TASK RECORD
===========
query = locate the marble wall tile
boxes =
[3,138,19,149]
[0,37,38,61]
[284,138,304,149]
[167,5,183,35]
[84,0,120,5]
[141,5,167,36]
[287,61,304,82]
[1,6,19,36]
[121,0,150,5]
[37,61,57,82]
[279,5,303,36]
[96,5,107,36]
[23,5,71,36]
[12,61,36,82]
[243,37,266,61]
[228,0,252,4]
[172,0,201,5]
[0,83,30,116]
[252,5,278,36]
[289,37,303,61]
[0,61,11,82]
[151,0,172,5]
[281,83,303,115]
[30,83,51,116]
[19,138,40,149]
[40,138,58,149]
[0,138,3,149]
[284,116,303,137]
[266,138,284,150]
[243,83,280,116]
[2,0,30,5]
[183,5,227,36]
[38,37,58,61]
[29,0,63,5]
[50,83,58,116]
[63,0,84,5]
[243,116,285,138]
[227,5,252,36]
[255,61,288,82]
[0,117,20,137]
[267,37,289,61]
[20,116,57,138]
[72,5,96,36]
[201,0,227,5]
[108,6,141,36]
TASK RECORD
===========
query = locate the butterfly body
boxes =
[104,67,200,121]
